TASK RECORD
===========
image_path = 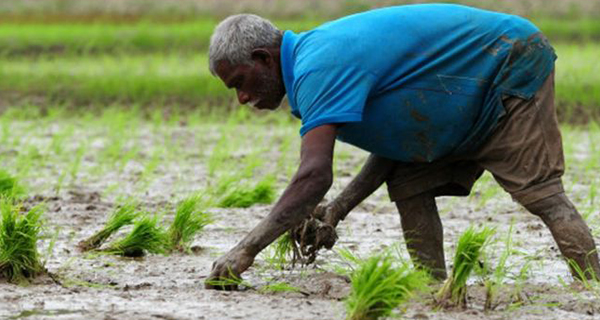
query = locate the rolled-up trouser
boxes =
[387,71,564,206]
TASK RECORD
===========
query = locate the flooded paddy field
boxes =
[1,109,599,320]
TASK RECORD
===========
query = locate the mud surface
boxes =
[1,113,599,319]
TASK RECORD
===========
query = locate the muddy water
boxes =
[0,117,599,320]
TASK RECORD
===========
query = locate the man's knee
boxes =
[394,191,437,216]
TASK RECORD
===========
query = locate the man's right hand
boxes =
[205,248,255,290]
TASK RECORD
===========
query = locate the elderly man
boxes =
[205,4,600,289]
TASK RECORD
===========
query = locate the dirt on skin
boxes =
[0,114,599,320]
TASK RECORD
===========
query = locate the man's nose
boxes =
[237,90,251,105]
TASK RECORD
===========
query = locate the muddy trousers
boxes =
[396,191,600,281]
[525,193,600,279]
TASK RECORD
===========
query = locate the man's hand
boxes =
[291,202,342,264]
[205,124,338,290]
[205,248,255,290]
[291,154,397,264]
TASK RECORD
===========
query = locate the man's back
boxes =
[281,4,555,162]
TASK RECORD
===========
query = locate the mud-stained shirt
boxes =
[280,4,556,162]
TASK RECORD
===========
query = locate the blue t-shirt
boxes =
[280,4,556,162]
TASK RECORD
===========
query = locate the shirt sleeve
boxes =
[293,66,376,136]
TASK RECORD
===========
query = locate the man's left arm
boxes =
[205,124,338,290]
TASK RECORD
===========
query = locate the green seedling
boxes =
[259,281,304,295]
[264,231,294,269]
[78,203,139,251]
[437,226,495,309]
[345,253,430,320]
[204,268,252,289]
[104,215,168,257]
[478,221,515,311]
[0,170,24,198]
[218,176,275,208]
[0,198,45,283]
[167,196,212,252]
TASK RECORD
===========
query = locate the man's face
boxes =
[215,57,285,111]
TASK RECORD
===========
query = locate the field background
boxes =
[1,1,600,320]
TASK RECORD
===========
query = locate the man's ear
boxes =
[251,48,273,66]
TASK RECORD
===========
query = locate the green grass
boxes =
[104,215,168,257]
[0,53,227,106]
[0,19,321,57]
[555,43,600,122]
[0,170,25,198]
[0,17,596,57]
[217,176,276,208]
[437,226,495,309]
[0,42,598,120]
[78,202,139,251]
[345,253,430,320]
[167,196,212,252]
[0,198,45,283]
[259,281,304,294]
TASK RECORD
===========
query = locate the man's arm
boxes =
[320,154,396,227]
[205,124,338,290]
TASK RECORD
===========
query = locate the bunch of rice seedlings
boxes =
[345,254,430,320]
[480,222,514,311]
[167,196,212,252]
[437,226,495,309]
[0,170,24,198]
[78,203,139,251]
[0,198,44,283]
[218,177,275,208]
[265,231,294,269]
[103,215,168,257]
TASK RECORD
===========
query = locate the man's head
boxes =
[209,14,286,110]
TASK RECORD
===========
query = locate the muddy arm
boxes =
[205,125,337,290]
[322,153,396,227]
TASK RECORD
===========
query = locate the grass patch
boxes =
[78,202,139,251]
[0,198,45,283]
[103,214,168,257]
[436,226,495,309]
[167,196,212,252]
[217,176,276,208]
[0,170,25,198]
[345,253,430,320]
[259,281,304,294]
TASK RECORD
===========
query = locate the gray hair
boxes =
[209,14,282,75]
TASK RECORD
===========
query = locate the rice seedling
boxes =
[0,170,25,199]
[167,196,212,252]
[479,222,515,311]
[78,202,139,252]
[436,226,495,309]
[204,268,252,290]
[259,281,306,295]
[0,198,45,283]
[345,253,430,320]
[263,231,294,269]
[103,214,168,257]
[217,176,275,208]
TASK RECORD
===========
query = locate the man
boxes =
[205,4,600,289]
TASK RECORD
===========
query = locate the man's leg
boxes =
[525,193,600,279]
[472,70,600,280]
[395,192,447,280]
